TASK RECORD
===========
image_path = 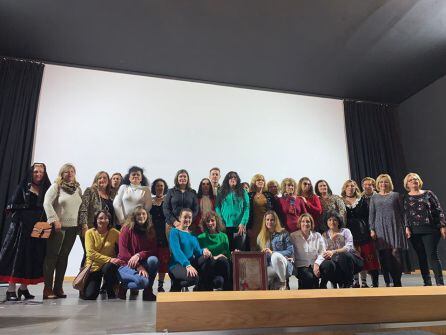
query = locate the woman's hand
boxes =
[128,254,140,268]
[441,227,446,239]
[203,248,212,258]
[186,265,198,277]
[53,221,62,232]
[262,248,273,255]
[313,263,320,278]
[323,250,334,259]
[137,265,148,278]
[370,230,377,240]
[405,227,412,239]
[237,225,246,236]
[213,254,227,260]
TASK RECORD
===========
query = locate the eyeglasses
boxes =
[303,182,311,186]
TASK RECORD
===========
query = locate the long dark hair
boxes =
[315,179,333,196]
[197,178,215,200]
[151,178,168,196]
[216,171,244,207]
[24,163,51,202]
[122,166,149,186]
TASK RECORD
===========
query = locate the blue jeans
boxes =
[118,256,159,290]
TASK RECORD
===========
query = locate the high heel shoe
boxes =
[17,288,35,300]
[6,291,19,301]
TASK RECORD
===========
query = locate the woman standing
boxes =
[117,206,159,301]
[248,174,278,251]
[267,180,280,198]
[169,208,212,291]
[290,213,327,289]
[163,169,198,228]
[315,179,346,231]
[43,163,83,299]
[278,178,307,233]
[193,178,215,235]
[82,210,122,300]
[403,173,446,286]
[369,174,407,287]
[78,171,115,266]
[197,211,232,290]
[0,163,51,301]
[342,180,380,288]
[150,178,170,292]
[215,171,250,251]
[322,211,363,288]
[257,211,294,290]
[113,166,152,226]
[110,172,123,198]
[296,177,323,230]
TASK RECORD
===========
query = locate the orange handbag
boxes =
[31,222,52,238]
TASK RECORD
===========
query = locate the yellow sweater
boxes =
[85,228,120,272]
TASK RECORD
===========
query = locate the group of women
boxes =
[0,163,445,302]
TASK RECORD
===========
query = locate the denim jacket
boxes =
[267,231,294,276]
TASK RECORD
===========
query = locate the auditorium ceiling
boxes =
[1,0,446,103]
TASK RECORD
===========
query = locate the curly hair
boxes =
[199,211,225,233]
[122,166,149,186]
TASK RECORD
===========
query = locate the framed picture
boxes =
[232,251,268,291]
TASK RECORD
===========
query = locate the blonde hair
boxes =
[257,210,284,250]
[91,171,111,195]
[250,174,267,192]
[124,206,155,237]
[281,178,297,196]
[361,177,376,188]
[55,163,77,185]
[267,180,280,193]
[297,213,315,231]
[376,174,394,192]
[403,173,423,191]
[341,180,361,198]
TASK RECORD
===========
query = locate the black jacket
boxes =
[163,187,198,225]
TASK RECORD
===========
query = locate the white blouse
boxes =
[290,230,326,268]
[113,184,152,224]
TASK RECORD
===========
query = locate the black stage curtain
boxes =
[344,100,406,191]
[0,58,44,239]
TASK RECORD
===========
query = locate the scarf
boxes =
[60,181,79,195]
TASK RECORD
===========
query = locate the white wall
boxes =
[33,64,350,275]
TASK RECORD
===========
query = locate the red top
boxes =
[303,194,323,228]
[279,196,307,233]
[191,197,216,235]
[118,225,157,265]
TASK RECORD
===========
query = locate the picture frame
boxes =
[232,251,268,291]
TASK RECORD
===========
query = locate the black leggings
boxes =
[296,266,320,289]
[410,232,443,285]
[169,256,209,291]
[320,253,363,287]
[199,257,232,291]
[225,227,246,251]
[379,249,403,287]
[82,263,120,300]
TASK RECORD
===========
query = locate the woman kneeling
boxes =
[117,206,159,301]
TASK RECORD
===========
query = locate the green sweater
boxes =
[197,231,231,259]
[215,190,250,228]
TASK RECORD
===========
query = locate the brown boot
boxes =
[142,288,156,301]
[118,285,127,300]
[53,288,67,298]
[43,287,57,300]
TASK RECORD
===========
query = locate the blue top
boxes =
[169,228,203,269]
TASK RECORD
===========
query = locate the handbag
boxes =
[31,221,53,238]
[73,231,110,293]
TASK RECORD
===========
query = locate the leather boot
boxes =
[43,287,57,300]
[142,287,156,301]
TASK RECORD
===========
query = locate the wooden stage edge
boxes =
[156,286,446,333]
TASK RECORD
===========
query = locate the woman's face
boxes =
[327,217,339,230]
[201,179,211,195]
[96,212,110,231]
[229,175,238,188]
[206,216,217,231]
[130,171,142,185]
[317,182,328,195]
[285,183,295,195]
[265,214,276,231]
[111,174,122,188]
[255,178,265,191]
[300,216,312,234]
[179,211,193,229]
[362,180,374,195]
[97,173,109,190]
[378,178,390,192]
[345,182,356,197]
[268,183,278,196]
[32,165,45,185]
[302,180,311,193]
[178,173,188,186]
[155,180,165,196]
[135,209,148,225]
[242,183,249,192]
[62,167,76,183]
[407,175,420,190]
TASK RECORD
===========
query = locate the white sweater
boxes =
[113,184,152,224]
[43,183,83,227]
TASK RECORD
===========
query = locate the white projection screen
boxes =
[33,64,350,275]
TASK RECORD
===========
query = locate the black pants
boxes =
[225,227,246,251]
[169,256,210,291]
[379,249,403,287]
[320,253,363,288]
[410,232,444,285]
[296,266,320,289]
[82,263,120,300]
[200,257,232,290]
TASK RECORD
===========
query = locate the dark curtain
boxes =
[0,58,44,239]
[344,100,406,191]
